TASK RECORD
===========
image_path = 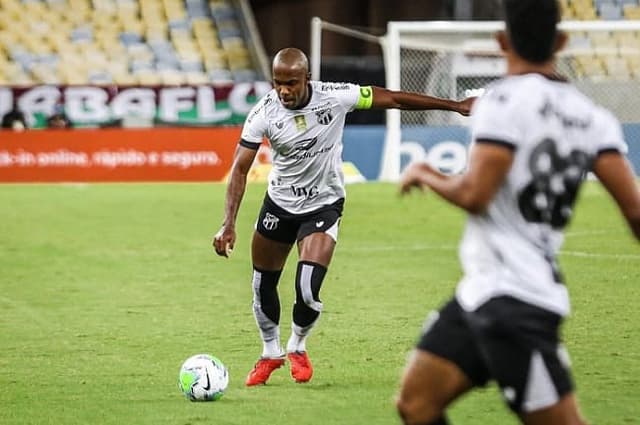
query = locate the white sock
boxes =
[286,324,309,353]
[262,338,284,358]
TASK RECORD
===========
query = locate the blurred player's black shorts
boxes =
[417,296,574,413]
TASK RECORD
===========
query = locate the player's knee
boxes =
[252,267,282,323]
[295,261,326,311]
[396,393,445,425]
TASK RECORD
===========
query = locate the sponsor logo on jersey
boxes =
[248,94,273,124]
[321,83,350,91]
[290,184,319,199]
[315,108,333,125]
[311,101,331,111]
[538,99,591,129]
[285,137,318,155]
[294,115,307,131]
[247,105,262,124]
[283,137,334,160]
[263,212,280,230]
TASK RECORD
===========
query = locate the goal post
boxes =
[310,18,640,181]
[383,20,640,181]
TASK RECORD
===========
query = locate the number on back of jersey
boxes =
[517,138,592,229]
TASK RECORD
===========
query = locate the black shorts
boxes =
[255,194,344,244]
[417,296,574,413]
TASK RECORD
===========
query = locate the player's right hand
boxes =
[213,226,235,258]
[458,96,476,116]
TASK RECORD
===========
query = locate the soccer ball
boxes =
[178,354,229,402]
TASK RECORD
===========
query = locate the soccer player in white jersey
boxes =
[213,47,473,386]
[396,0,640,424]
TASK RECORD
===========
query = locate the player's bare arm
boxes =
[400,142,513,214]
[370,86,474,116]
[592,152,640,240]
[213,145,258,257]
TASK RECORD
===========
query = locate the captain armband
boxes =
[355,86,373,110]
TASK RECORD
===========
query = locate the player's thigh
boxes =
[398,299,482,416]
[253,197,297,269]
[297,232,336,266]
[398,350,473,414]
[296,204,342,266]
[251,231,293,270]
[520,394,587,425]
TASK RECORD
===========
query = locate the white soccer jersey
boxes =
[456,73,627,316]
[241,81,370,214]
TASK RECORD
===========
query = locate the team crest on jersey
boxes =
[294,115,307,131]
[315,108,333,125]
[262,212,279,230]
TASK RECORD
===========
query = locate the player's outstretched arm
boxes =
[370,86,474,116]
[399,142,513,214]
[592,152,640,241]
[213,145,258,257]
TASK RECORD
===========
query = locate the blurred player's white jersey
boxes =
[456,73,627,316]
[241,81,366,214]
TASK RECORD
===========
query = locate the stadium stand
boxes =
[0,0,637,86]
[0,0,263,85]
[559,0,640,81]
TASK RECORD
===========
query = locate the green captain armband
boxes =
[355,86,373,109]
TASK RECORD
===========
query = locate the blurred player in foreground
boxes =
[397,0,640,424]
[214,47,473,386]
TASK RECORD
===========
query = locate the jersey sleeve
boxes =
[470,87,522,150]
[320,82,362,112]
[240,94,270,148]
[594,108,628,156]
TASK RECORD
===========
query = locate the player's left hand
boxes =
[399,162,432,195]
[458,97,476,116]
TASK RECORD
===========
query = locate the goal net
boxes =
[311,19,640,181]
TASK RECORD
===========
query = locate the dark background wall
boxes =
[249,0,501,56]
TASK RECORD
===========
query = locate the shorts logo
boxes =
[315,108,333,125]
[315,221,324,228]
[275,121,284,129]
[263,213,280,230]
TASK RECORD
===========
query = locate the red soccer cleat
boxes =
[287,351,313,383]
[245,357,285,386]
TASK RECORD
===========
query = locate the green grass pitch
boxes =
[1,182,638,425]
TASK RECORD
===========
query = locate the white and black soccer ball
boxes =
[178,354,229,402]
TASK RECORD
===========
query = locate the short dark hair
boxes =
[503,0,560,63]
